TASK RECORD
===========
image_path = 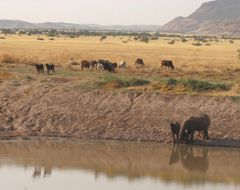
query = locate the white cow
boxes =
[119,61,127,69]
[97,63,104,72]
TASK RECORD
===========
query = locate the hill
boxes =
[162,0,240,36]
[0,19,161,32]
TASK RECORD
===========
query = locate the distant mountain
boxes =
[162,0,240,36]
[0,20,35,28]
[0,20,161,32]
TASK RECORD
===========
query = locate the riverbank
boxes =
[0,80,240,148]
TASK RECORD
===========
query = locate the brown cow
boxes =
[135,58,144,66]
[81,60,91,70]
[161,60,175,70]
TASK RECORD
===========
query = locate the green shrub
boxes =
[182,79,229,92]
[168,40,175,45]
[139,36,149,43]
[98,76,150,88]
[167,78,178,86]
[164,78,230,92]
[181,38,188,43]
[192,42,202,46]
[230,96,240,102]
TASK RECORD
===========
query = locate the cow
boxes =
[90,60,98,70]
[97,63,104,72]
[161,60,175,70]
[119,61,127,69]
[45,64,55,74]
[81,60,91,70]
[35,64,44,74]
[98,60,115,73]
[112,63,118,69]
[135,58,144,66]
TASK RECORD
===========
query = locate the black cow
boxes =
[161,60,175,70]
[36,64,44,74]
[98,60,115,73]
[112,63,118,69]
[46,64,55,74]
[81,60,91,70]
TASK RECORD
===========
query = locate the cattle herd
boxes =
[35,58,175,74]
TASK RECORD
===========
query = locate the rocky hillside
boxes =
[162,0,240,36]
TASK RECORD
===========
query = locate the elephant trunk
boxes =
[178,124,187,145]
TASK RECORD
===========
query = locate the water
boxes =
[0,138,240,190]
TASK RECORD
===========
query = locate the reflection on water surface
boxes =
[0,138,239,190]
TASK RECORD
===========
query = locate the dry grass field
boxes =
[0,34,240,96]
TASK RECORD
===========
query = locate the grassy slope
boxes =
[0,35,239,96]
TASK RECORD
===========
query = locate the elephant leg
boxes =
[177,133,179,142]
[190,131,195,142]
[172,134,175,143]
[204,130,210,140]
[186,132,190,143]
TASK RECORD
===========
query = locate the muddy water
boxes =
[0,139,240,190]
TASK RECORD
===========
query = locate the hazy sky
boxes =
[0,0,212,25]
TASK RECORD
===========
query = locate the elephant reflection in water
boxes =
[32,167,52,178]
[169,145,209,173]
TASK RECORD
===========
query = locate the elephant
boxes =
[178,114,211,143]
[170,122,181,143]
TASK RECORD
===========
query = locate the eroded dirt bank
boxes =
[0,83,240,146]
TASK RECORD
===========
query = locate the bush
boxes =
[192,42,202,46]
[151,36,159,40]
[182,79,229,92]
[100,35,107,41]
[98,76,150,88]
[164,78,229,92]
[167,78,178,85]
[181,38,188,43]
[133,37,139,41]
[127,78,150,86]
[168,40,175,45]
[139,36,149,43]
[230,96,240,102]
